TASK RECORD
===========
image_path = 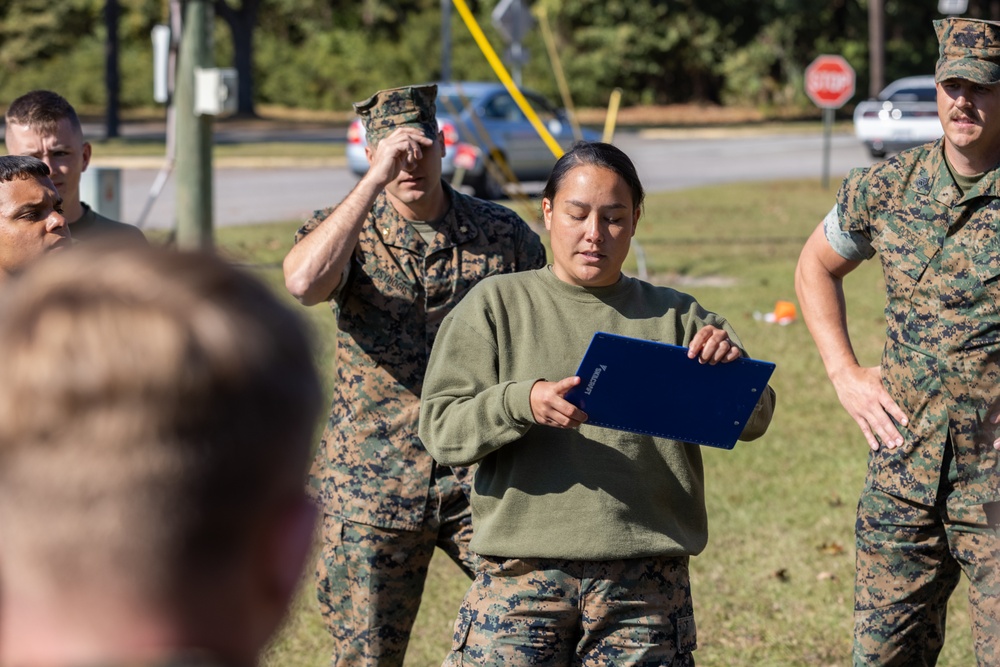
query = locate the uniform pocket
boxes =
[972,244,1000,284]
[971,241,1000,323]
[871,219,937,304]
[676,614,698,654]
[451,602,474,652]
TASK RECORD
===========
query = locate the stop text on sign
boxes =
[805,54,856,109]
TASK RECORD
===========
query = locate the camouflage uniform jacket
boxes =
[295,182,546,529]
[837,138,1000,505]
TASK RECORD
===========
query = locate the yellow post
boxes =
[602,88,623,144]
[451,0,564,159]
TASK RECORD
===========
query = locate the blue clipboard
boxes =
[563,332,775,450]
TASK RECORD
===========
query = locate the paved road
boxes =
[111,129,876,230]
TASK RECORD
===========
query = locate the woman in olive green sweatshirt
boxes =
[419,142,775,667]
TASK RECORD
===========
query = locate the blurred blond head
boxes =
[0,243,322,665]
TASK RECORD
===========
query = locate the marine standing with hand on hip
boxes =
[796,18,1000,667]
[282,84,546,667]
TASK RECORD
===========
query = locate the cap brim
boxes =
[936,56,1000,85]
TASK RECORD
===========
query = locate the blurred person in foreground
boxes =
[0,154,70,280]
[795,17,1000,667]
[4,89,145,243]
[419,141,775,666]
[282,84,545,666]
[0,244,322,666]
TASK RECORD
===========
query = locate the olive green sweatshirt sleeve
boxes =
[739,384,776,441]
[419,311,538,466]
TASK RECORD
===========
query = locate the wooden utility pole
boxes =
[869,0,885,98]
[442,0,452,81]
[174,0,214,250]
[104,0,120,139]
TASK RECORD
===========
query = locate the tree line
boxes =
[2,0,998,118]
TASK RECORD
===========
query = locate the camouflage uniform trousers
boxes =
[854,443,999,667]
[444,554,698,667]
[315,464,477,667]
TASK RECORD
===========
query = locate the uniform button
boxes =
[459,225,468,233]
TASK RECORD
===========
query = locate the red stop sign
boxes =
[805,55,856,109]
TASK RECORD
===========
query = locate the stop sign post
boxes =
[806,54,856,188]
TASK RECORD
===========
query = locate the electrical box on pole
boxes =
[194,67,238,116]
[152,24,171,103]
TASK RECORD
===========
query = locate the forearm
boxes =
[282,174,385,305]
[800,281,858,379]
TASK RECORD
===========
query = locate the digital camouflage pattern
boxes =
[837,140,1000,507]
[445,555,697,667]
[854,460,999,666]
[354,84,438,148]
[934,18,1000,85]
[837,139,1000,665]
[295,182,546,531]
[315,465,476,666]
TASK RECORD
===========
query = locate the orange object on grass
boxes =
[773,300,797,324]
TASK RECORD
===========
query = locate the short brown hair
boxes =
[0,244,322,602]
[5,89,83,136]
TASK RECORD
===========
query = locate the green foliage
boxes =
[0,0,978,116]
[0,0,161,112]
[254,0,512,110]
[0,0,98,71]
[539,0,720,105]
[719,20,802,109]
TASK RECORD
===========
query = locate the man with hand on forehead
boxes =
[282,84,545,666]
[797,17,1000,667]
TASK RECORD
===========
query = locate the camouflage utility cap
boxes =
[934,18,1000,85]
[354,84,438,148]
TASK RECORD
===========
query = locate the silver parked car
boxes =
[346,81,597,198]
[853,75,942,158]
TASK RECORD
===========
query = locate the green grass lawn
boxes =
[210,179,975,667]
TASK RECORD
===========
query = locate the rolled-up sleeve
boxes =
[822,203,875,261]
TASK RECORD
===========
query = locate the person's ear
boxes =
[630,206,640,238]
[542,198,554,231]
[81,141,92,172]
[365,145,374,165]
